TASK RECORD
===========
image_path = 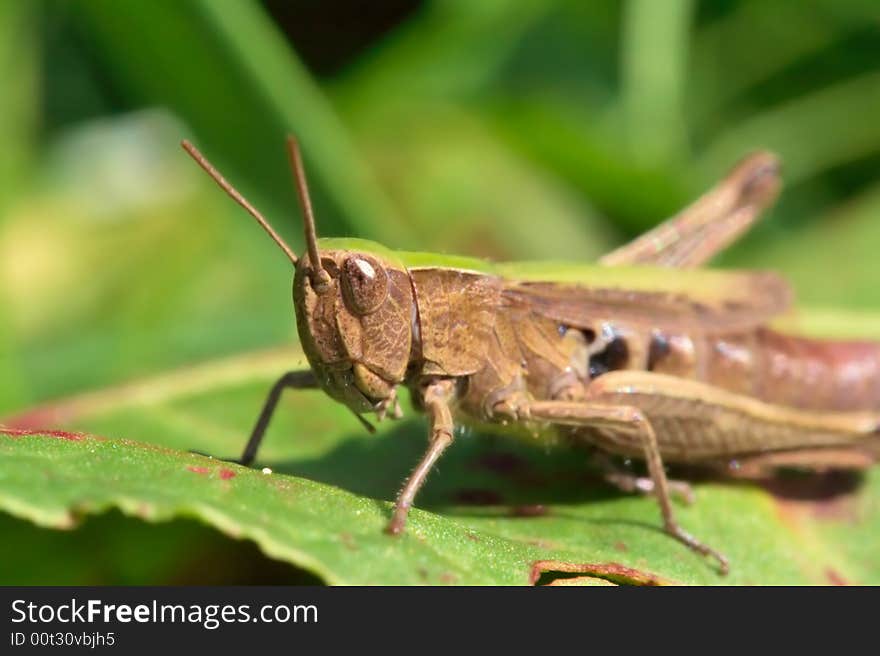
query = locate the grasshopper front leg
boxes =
[238,370,377,466]
[386,379,457,535]
[238,370,317,465]
[526,399,729,574]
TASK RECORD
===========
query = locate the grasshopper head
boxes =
[181,137,413,420]
[293,241,414,413]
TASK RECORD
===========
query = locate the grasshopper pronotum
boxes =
[182,137,880,575]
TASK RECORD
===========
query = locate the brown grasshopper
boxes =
[182,137,880,574]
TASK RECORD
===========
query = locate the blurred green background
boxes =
[2,0,879,583]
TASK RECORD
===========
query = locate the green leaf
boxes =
[3,345,877,585]
[6,1,880,587]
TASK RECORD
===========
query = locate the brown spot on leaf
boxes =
[466,533,479,542]
[439,572,458,584]
[339,532,358,551]
[530,560,676,586]
[187,466,211,475]
[219,468,236,480]
[510,504,548,517]
[614,541,629,552]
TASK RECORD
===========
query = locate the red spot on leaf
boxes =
[2,409,64,430]
[439,572,458,584]
[825,568,849,586]
[339,532,358,551]
[187,466,211,475]
[1,428,85,441]
[219,468,236,480]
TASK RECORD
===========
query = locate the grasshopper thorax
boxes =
[294,246,415,414]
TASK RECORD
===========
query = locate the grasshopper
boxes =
[182,137,880,574]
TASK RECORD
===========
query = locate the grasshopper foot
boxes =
[665,523,729,575]
[385,504,410,536]
[374,391,403,422]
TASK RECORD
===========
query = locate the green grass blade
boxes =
[621,0,695,164]
[698,71,880,185]
[333,0,551,118]
[0,1,39,412]
[72,0,408,244]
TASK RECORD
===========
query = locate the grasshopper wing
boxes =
[502,267,792,333]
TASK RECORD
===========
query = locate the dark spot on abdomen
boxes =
[590,337,629,378]
[647,332,671,371]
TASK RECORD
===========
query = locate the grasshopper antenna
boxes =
[181,140,299,266]
[286,135,332,293]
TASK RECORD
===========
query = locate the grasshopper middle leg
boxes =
[592,451,696,505]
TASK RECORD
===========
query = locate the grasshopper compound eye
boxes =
[341,253,388,315]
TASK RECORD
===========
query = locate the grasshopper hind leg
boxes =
[528,400,730,575]
[724,448,876,479]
